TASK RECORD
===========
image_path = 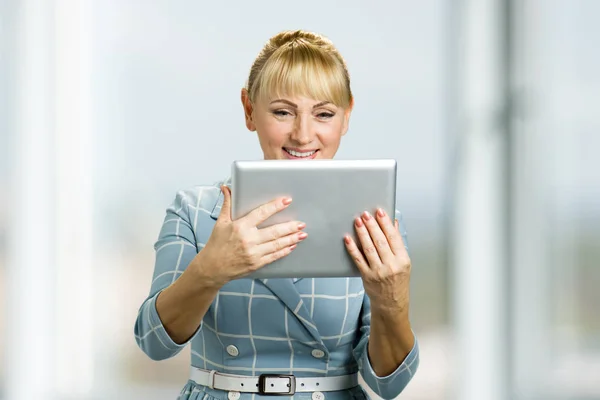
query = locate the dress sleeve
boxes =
[133,190,203,361]
[352,210,420,399]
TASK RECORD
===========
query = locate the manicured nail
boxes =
[355,217,363,227]
[298,232,308,240]
[377,208,385,218]
[362,211,372,220]
[282,197,292,205]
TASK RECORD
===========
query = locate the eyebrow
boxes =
[270,99,331,108]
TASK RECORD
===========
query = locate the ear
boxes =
[241,88,256,132]
[341,96,354,136]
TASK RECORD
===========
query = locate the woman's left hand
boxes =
[343,209,412,314]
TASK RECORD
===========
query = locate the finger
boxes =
[361,210,395,264]
[257,220,306,244]
[218,185,232,222]
[255,230,307,257]
[354,216,381,267]
[374,208,405,256]
[259,243,297,266]
[244,196,292,227]
[343,234,370,275]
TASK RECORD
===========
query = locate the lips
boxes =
[283,148,319,159]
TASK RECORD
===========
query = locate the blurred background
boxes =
[1,0,598,399]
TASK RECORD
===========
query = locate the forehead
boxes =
[264,95,336,107]
[252,56,350,109]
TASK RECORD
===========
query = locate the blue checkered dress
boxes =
[134,178,419,400]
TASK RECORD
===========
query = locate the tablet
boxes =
[230,159,397,279]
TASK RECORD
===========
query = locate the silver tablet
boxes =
[231,159,397,279]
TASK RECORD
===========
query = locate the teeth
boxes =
[285,148,316,158]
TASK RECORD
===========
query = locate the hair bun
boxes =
[245,30,352,109]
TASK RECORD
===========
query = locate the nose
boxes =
[290,114,313,145]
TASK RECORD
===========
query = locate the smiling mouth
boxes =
[283,148,319,159]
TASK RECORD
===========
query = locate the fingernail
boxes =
[355,217,363,227]
[344,235,351,244]
[297,222,306,230]
[289,244,297,250]
[362,211,372,220]
[282,197,292,205]
[298,232,308,240]
[377,208,385,218]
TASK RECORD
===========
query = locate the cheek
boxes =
[318,120,345,144]
[257,119,290,146]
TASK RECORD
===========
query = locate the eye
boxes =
[273,110,292,117]
[316,112,335,119]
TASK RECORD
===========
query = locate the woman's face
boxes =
[241,89,353,160]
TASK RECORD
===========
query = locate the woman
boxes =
[134,30,419,400]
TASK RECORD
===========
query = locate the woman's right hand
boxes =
[191,185,306,288]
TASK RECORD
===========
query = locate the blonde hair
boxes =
[245,30,353,109]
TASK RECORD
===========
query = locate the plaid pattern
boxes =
[134,177,419,400]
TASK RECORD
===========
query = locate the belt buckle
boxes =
[258,374,296,396]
